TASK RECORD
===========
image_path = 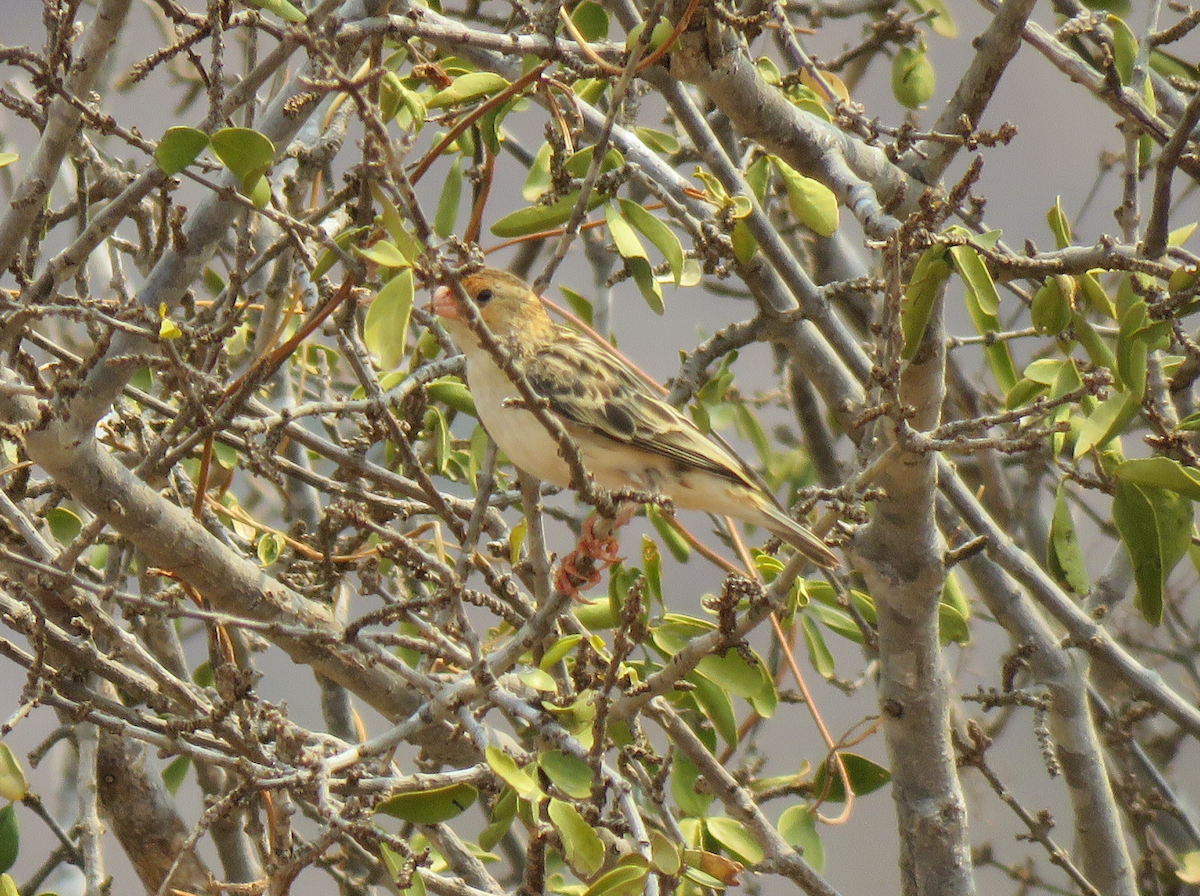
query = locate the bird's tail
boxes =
[763,505,839,568]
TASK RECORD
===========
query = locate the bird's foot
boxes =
[554,513,629,599]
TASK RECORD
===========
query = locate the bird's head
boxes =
[431,268,554,342]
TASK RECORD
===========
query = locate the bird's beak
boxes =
[431,285,463,321]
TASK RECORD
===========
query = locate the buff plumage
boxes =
[431,268,838,569]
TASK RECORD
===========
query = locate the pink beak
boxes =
[431,285,463,321]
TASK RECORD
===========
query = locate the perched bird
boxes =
[431,267,838,569]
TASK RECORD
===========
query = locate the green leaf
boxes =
[773,157,839,236]
[540,750,593,799]
[426,376,477,416]
[778,805,824,872]
[358,240,410,269]
[1047,196,1072,249]
[605,203,664,313]
[583,861,648,896]
[242,0,307,22]
[1049,482,1089,595]
[434,158,463,238]
[635,127,680,154]
[800,613,836,678]
[540,634,583,669]
[690,672,738,746]
[902,245,950,360]
[364,268,415,370]
[210,127,275,200]
[906,0,956,36]
[428,72,511,109]
[948,243,999,316]
[0,154,17,169]
[1117,457,1200,500]
[46,507,83,545]
[1031,276,1074,335]
[255,532,283,566]
[1107,14,1137,85]
[155,127,209,175]
[1113,480,1193,625]
[571,1,610,40]
[705,816,764,865]
[491,191,605,238]
[485,746,541,800]
[479,787,518,850]
[696,645,772,704]
[161,755,191,795]
[549,799,605,877]
[0,807,15,875]
[0,745,28,802]
[671,752,713,817]
[812,752,891,801]
[892,41,936,108]
[376,783,479,823]
[620,199,685,284]
[1074,389,1136,459]
[0,874,14,896]
[564,146,624,179]
[1079,270,1115,317]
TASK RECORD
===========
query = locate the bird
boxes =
[430,267,839,569]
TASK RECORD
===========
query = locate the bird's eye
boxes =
[476,289,494,306]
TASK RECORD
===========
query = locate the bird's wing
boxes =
[521,329,758,489]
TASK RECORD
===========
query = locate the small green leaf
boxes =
[651,830,682,874]
[571,1,610,40]
[812,752,891,801]
[690,672,738,746]
[800,613,836,678]
[1107,14,1137,85]
[357,240,410,269]
[0,807,15,875]
[210,127,275,195]
[0,873,14,896]
[434,158,463,238]
[155,127,209,175]
[671,753,713,817]
[0,744,28,802]
[892,42,936,108]
[364,268,415,371]
[46,507,83,545]
[619,199,684,284]
[906,0,956,36]
[1116,457,1200,501]
[242,0,307,22]
[778,805,825,872]
[426,376,477,416]
[479,787,518,850]
[1049,482,1090,594]
[1031,275,1075,335]
[635,127,680,154]
[705,816,764,865]
[486,746,541,800]
[646,505,690,562]
[1074,389,1136,459]
[491,191,605,238]
[1113,480,1193,625]
[1047,196,1072,249]
[257,532,284,566]
[583,862,648,896]
[540,750,593,799]
[549,799,605,877]
[428,72,511,109]
[161,755,191,795]
[376,783,479,823]
[773,157,839,236]
[0,154,17,168]
[902,245,950,359]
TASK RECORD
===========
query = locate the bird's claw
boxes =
[555,516,624,600]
